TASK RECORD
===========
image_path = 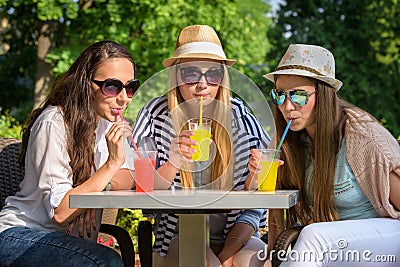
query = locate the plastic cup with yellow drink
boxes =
[188,118,212,161]
[257,148,281,191]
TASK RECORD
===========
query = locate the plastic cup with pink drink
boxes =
[134,150,157,193]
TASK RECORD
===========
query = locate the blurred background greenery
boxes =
[1,0,399,138]
[1,0,399,247]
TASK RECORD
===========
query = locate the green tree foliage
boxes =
[0,0,80,121]
[0,2,37,122]
[53,0,272,119]
[0,110,22,138]
[267,0,400,136]
[1,0,272,123]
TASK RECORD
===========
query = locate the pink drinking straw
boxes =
[117,110,141,158]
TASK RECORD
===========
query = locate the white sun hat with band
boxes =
[264,44,343,91]
[162,25,236,68]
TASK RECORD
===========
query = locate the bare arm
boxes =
[245,149,262,190]
[111,168,135,190]
[53,121,129,226]
[154,161,180,189]
[217,222,254,266]
[54,159,121,226]
[389,170,400,211]
[64,169,133,236]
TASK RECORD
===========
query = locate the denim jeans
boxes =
[0,227,123,267]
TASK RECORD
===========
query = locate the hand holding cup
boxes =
[168,130,197,169]
[246,148,284,191]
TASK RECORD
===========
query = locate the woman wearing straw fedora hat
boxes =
[259,44,400,266]
[132,25,271,266]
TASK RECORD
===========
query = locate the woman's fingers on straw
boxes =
[110,127,120,137]
[121,124,133,137]
[106,126,117,138]
[106,121,132,138]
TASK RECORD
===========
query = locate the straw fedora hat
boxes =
[162,25,236,67]
[264,44,343,91]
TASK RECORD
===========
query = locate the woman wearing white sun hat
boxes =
[132,24,271,267]
[256,44,400,266]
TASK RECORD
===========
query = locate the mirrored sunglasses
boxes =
[270,89,317,107]
[179,66,224,85]
[92,78,140,98]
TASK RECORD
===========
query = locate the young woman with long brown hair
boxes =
[0,41,139,266]
[256,44,400,266]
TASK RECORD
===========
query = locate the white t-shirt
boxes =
[0,105,132,241]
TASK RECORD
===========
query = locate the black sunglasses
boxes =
[179,66,224,85]
[92,78,140,98]
[270,89,317,107]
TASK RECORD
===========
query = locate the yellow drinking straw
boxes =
[199,96,203,126]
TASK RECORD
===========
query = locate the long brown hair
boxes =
[167,63,234,190]
[20,41,135,186]
[274,78,354,226]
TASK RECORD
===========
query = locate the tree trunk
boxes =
[34,21,54,109]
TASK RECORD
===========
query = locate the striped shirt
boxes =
[132,96,271,256]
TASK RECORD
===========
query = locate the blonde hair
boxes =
[167,64,234,189]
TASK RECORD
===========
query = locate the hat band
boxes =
[174,42,227,59]
[275,65,324,76]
